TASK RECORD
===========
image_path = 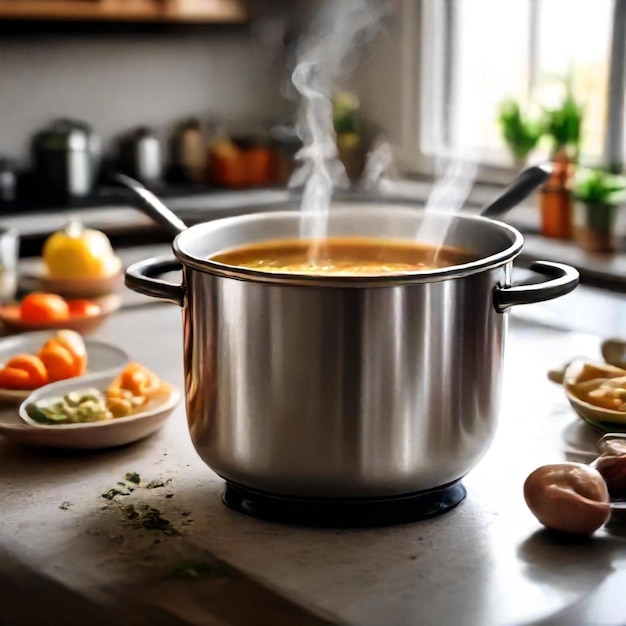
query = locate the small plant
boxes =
[543,92,584,160]
[332,91,361,136]
[498,99,543,165]
[573,168,626,206]
[573,168,626,237]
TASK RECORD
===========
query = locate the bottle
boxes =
[174,119,208,183]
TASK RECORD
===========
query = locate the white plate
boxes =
[0,370,181,450]
[0,330,129,404]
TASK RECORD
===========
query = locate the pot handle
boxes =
[493,261,579,313]
[125,256,185,307]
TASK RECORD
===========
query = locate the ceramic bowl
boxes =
[38,265,124,299]
[3,370,181,450]
[21,260,124,299]
[563,359,626,429]
[0,294,122,335]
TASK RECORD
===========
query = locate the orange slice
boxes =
[4,354,48,388]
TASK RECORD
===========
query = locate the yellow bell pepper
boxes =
[43,221,121,280]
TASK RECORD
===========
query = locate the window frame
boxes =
[396,0,626,181]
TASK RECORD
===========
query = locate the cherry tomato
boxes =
[66,299,101,318]
[20,293,69,323]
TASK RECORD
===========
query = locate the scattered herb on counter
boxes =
[166,558,235,580]
[120,503,179,535]
[102,487,124,500]
[101,486,134,500]
[100,473,188,536]
[59,501,72,510]
[146,478,171,489]
[125,472,141,484]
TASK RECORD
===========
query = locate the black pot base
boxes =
[222,481,467,528]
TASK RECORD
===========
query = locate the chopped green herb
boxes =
[167,559,234,580]
[125,472,141,485]
[102,487,124,500]
[100,474,187,536]
[119,503,179,535]
[59,501,71,510]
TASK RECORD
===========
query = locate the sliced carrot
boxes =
[0,367,34,389]
[40,330,87,376]
[38,344,77,382]
[4,354,48,388]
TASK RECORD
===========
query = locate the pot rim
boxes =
[172,209,524,287]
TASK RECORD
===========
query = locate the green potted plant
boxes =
[572,168,625,252]
[543,92,584,163]
[332,91,370,184]
[537,92,585,239]
[498,99,542,168]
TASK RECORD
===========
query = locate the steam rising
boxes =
[417,152,479,249]
[290,0,386,250]
[291,0,480,263]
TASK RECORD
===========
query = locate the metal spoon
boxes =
[479,163,552,218]
[113,173,188,238]
[116,162,553,236]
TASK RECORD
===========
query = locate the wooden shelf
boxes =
[0,0,249,23]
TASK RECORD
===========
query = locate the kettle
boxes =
[117,126,163,185]
[32,119,101,200]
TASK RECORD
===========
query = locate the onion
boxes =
[523,463,611,535]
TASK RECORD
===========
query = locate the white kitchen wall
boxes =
[0,29,290,163]
[347,1,419,173]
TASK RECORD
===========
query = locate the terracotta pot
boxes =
[538,154,574,239]
[539,186,573,239]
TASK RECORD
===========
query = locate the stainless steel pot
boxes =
[126,205,578,502]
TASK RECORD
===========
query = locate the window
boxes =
[417,0,619,170]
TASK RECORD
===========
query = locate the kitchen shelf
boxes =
[0,0,248,23]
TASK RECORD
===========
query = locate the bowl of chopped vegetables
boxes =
[13,363,181,449]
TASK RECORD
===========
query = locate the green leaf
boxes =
[573,168,626,206]
[124,472,141,485]
[543,92,584,154]
[498,99,542,162]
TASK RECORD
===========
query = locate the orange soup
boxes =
[210,237,477,276]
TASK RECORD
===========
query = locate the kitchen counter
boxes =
[1,245,626,625]
[4,184,626,292]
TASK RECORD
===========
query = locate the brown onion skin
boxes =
[523,463,611,536]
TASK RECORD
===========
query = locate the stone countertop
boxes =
[1,245,626,625]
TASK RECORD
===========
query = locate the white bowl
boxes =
[563,359,626,428]
[26,260,124,299]
[0,330,129,404]
[4,370,181,450]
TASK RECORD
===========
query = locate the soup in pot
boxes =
[210,237,478,276]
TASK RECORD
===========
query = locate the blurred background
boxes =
[1,0,625,285]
